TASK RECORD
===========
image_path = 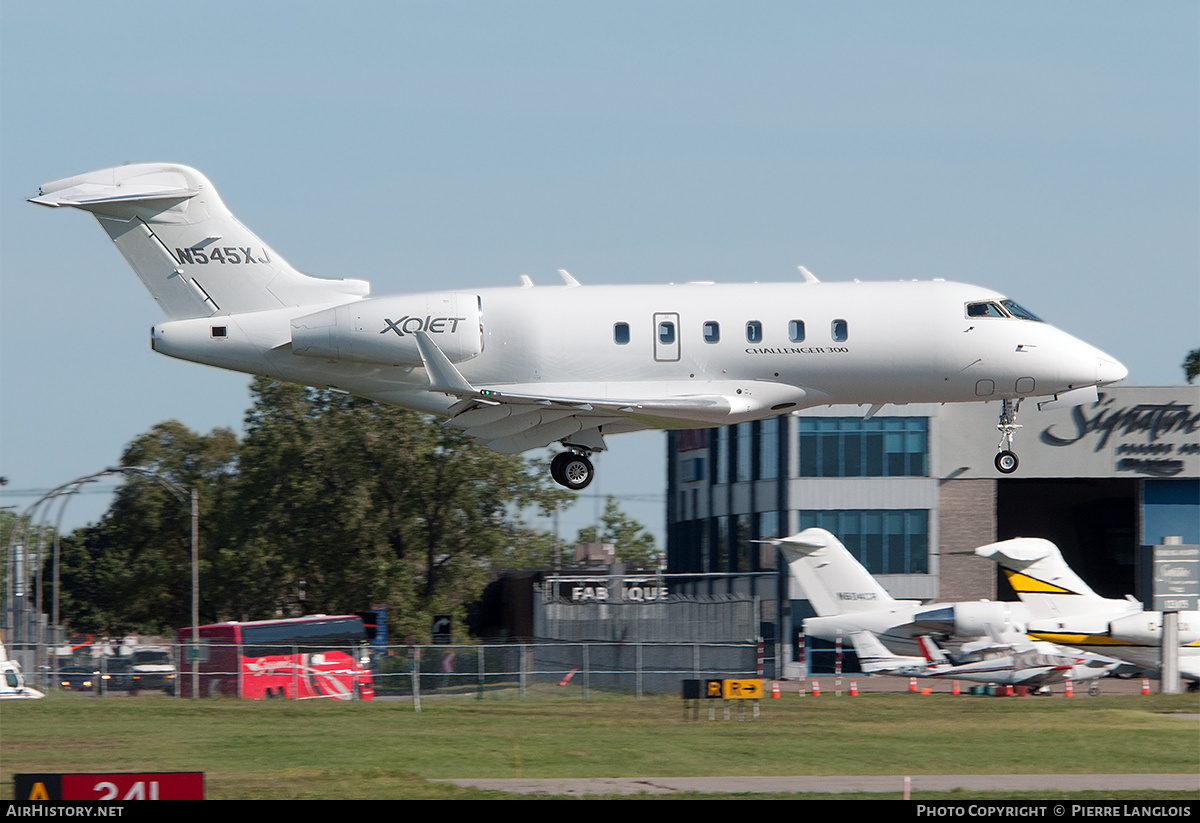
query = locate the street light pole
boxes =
[191,487,199,699]
[107,466,200,698]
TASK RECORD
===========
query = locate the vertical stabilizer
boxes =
[769,528,897,616]
[32,164,369,320]
[975,537,1130,620]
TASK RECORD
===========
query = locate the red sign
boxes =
[15,772,205,801]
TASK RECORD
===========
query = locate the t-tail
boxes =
[763,528,913,616]
[31,164,369,319]
[973,536,1130,621]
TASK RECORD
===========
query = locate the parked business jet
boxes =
[976,537,1200,688]
[767,528,1035,658]
[32,164,1128,488]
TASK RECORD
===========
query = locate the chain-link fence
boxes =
[11,640,762,704]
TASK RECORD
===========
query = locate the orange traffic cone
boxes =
[952,680,960,695]
[1065,679,1073,697]
[771,680,780,698]
[1141,678,1150,696]
[812,679,820,697]
[909,677,918,693]
[849,679,858,696]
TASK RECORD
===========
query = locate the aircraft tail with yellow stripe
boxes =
[974,537,1138,621]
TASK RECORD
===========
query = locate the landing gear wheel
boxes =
[551,452,594,490]
[995,450,1019,474]
[550,452,568,486]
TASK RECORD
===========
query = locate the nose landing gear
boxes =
[551,450,594,490]
[994,398,1021,474]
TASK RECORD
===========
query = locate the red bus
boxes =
[176,615,374,700]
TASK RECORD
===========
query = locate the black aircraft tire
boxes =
[550,452,570,486]
[995,450,1019,474]
[555,453,594,490]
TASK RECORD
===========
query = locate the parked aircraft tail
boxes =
[848,630,927,674]
[916,635,951,666]
[765,528,914,616]
[972,536,1126,620]
[31,164,369,320]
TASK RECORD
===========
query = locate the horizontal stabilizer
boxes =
[30,182,198,208]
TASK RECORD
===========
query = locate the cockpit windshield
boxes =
[999,300,1042,321]
[966,300,1043,322]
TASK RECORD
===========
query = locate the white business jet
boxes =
[32,164,1127,489]
[976,537,1200,687]
[765,528,1035,658]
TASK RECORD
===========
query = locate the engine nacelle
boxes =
[1109,611,1200,645]
[913,601,1027,637]
[291,292,483,366]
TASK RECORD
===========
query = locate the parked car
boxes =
[57,665,100,692]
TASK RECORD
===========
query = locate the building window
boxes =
[758,417,780,480]
[614,323,630,344]
[795,509,928,574]
[746,321,763,342]
[736,422,753,483]
[757,511,781,568]
[797,417,928,477]
[715,427,731,485]
[703,321,720,343]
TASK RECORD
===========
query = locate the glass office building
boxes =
[665,385,1200,675]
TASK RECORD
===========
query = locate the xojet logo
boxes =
[381,315,467,337]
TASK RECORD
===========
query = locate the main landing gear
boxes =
[994,398,1021,474]
[550,451,594,490]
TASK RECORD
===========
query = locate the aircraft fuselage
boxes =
[152,279,1121,422]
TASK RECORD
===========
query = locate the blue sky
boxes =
[2,1,1197,544]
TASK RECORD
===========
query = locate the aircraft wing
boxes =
[414,332,817,453]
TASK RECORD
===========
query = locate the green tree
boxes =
[1185,349,1199,384]
[575,496,660,570]
[51,379,572,639]
[227,378,571,640]
[63,421,239,634]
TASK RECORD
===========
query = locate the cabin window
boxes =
[614,323,630,344]
[788,320,805,342]
[210,326,228,339]
[703,321,720,343]
[746,321,763,343]
[658,321,675,345]
[832,319,848,342]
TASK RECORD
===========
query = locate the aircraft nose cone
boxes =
[1096,355,1128,386]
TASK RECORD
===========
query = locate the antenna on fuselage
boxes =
[797,265,820,284]
[558,269,581,287]
[520,275,534,287]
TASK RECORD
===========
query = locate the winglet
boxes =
[413,331,477,395]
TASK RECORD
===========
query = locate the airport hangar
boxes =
[664,384,1200,676]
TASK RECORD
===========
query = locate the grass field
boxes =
[2,689,1198,799]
